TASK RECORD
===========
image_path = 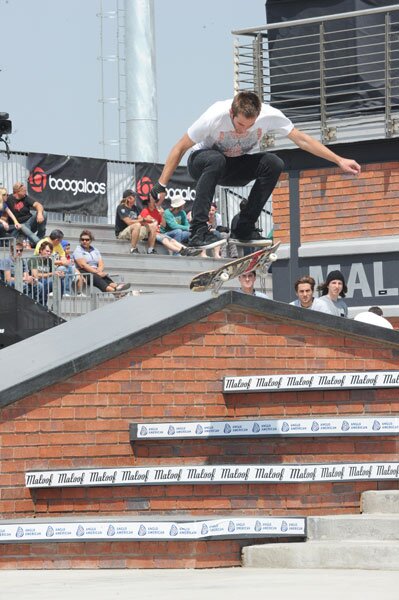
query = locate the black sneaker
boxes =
[130,247,139,254]
[231,228,268,243]
[147,248,158,255]
[188,226,222,249]
[179,245,202,257]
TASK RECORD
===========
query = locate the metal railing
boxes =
[0,242,132,321]
[233,4,399,146]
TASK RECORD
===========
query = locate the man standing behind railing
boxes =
[150,91,361,251]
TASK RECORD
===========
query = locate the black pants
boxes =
[187,149,284,233]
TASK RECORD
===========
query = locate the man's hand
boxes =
[337,158,361,175]
[150,181,167,203]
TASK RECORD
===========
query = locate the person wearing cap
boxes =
[60,239,76,296]
[161,195,190,244]
[312,270,348,317]
[237,270,269,299]
[115,189,157,254]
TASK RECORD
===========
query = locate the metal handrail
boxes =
[232,4,399,146]
[232,4,399,35]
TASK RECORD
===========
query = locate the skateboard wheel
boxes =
[269,253,278,262]
[220,271,229,282]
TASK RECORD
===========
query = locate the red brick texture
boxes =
[1,308,398,568]
[273,161,399,244]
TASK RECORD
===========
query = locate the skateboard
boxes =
[189,241,280,296]
[181,238,227,256]
[229,238,273,248]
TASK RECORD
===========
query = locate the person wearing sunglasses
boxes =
[73,229,130,293]
[3,241,43,302]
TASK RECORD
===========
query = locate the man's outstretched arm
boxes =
[151,133,195,203]
[287,127,361,175]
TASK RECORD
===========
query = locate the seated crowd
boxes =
[0,182,395,328]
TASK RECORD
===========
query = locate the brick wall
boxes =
[1,307,398,567]
[273,161,399,244]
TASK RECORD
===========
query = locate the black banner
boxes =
[135,162,196,212]
[27,153,108,216]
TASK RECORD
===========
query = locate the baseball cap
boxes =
[122,189,137,199]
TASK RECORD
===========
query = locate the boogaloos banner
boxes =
[135,162,196,212]
[27,153,108,216]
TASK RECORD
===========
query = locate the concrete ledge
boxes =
[361,490,399,514]
[242,540,399,570]
[307,514,399,541]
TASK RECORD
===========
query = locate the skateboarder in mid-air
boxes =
[151,91,361,250]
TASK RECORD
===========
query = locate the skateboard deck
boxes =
[190,241,280,295]
[181,238,227,256]
[229,238,273,248]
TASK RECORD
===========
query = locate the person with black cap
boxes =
[115,189,156,254]
[312,270,348,317]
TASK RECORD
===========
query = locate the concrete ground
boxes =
[1,568,399,600]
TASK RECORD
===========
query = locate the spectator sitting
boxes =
[6,182,47,246]
[34,229,70,282]
[140,195,188,255]
[312,270,348,317]
[61,239,77,296]
[115,189,156,254]
[237,269,269,299]
[30,240,64,305]
[290,276,315,308]
[354,306,393,329]
[0,187,30,242]
[203,202,230,259]
[4,240,43,301]
[161,195,190,244]
[73,229,130,293]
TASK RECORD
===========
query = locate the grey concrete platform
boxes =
[242,491,399,570]
[1,568,399,600]
[242,540,399,570]
[361,490,399,514]
[307,514,399,541]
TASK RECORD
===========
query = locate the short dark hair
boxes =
[294,276,315,292]
[80,229,94,241]
[38,240,53,253]
[231,91,262,119]
[369,306,383,316]
[49,229,64,241]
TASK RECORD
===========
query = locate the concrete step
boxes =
[307,514,399,541]
[46,218,273,296]
[361,490,399,514]
[242,540,399,570]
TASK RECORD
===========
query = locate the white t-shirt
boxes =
[354,311,393,329]
[312,296,348,318]
[187,99,294,158]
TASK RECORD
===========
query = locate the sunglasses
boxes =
[15,248,23,253]
[80,238,91,242]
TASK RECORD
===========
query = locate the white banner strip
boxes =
[130,416,399,440]
[223,371,399,393]
[0,517,306,543]
[25,462,399,489]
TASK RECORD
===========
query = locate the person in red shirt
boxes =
[140,195,189,255]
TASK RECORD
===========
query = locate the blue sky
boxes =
[1,0,266,163]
